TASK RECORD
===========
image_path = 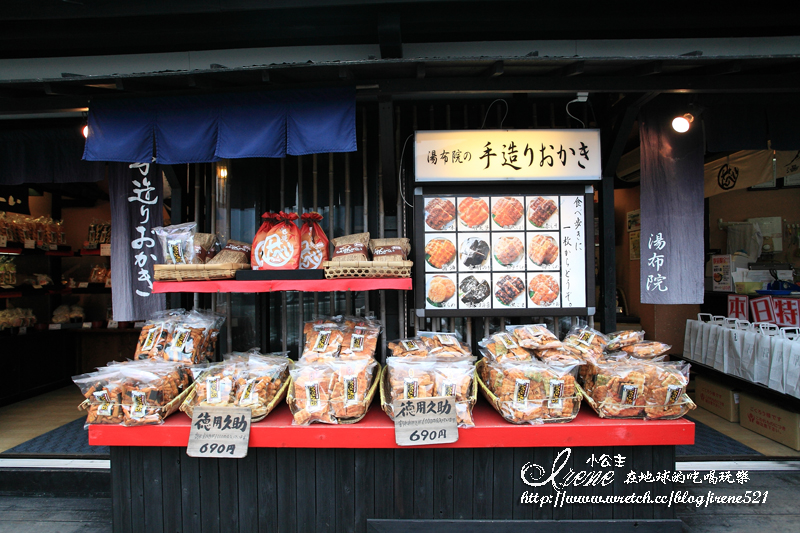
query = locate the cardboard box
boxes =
[694,375,739,422]
[739,393,800,451]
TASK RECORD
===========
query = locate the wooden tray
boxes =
[154,263,250,281]
[323,260,412,279]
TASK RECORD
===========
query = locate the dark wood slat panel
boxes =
[393,449,414,519]
[277,449,298,533]
[472,448,493,519]
[613,446,634,520]
[593,447,616,520]
[452,449,474,520]
[492,448,513,520]
[129,447,145,533]
[512,448,533,521]
[199,458,220,533]
[530,448,554,521]
[566,447,593,521]
[633,445,655,519]
[433,449,454,519]
[216,460,239,532]
[160,447,182,533]
[653,445,675,520]
[335,449,356,533]
[180,453,202,533]
[110,447,132,533]
[142,447,164,533]
[355,449,376,533]
[237,452,259,532]
[366,518,684,533]
[412,449,434,519]
[316,449,336,533]
[295,449,317,533]
[257,448,279,533]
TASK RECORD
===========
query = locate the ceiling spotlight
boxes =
[672,113,694,133]
[82,124,89,138]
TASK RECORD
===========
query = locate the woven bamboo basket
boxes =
[578,384,696,420]
[78,382,194,426]
[323,260,412,279]
[379,363,478,421]
[475,359,583,424]
[180,373,291,423]
[154,263,251,281]
[286,363,381,424]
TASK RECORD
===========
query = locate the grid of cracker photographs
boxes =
[423,195,581,311]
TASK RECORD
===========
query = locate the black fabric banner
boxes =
[0,185,30,215]
[639,100,705,305]
[109,162,166,321]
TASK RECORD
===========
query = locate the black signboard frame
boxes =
[414,185,595,318]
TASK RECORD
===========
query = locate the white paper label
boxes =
[313,330,332,352]
[206,377,222,404]
[49,244,58,251]
[497,333,518,349]
[621,384,639,406]
[344,376,359,406]
[548,379,565,409]
[305,382,323,412]
[100,243,111,257]
[107,320,119,329]
[24,239,35,249]
[350,333,365,352]
[131,391,147,419]
[403,378,419,399]
[238,379,259,407]
[48,323,61,330]
[513,379,530,408]
[78,282,89,288]
[436,334,457,345]
[82,322,92,329]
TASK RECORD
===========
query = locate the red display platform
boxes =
[152,278,412,293]
[89,402,694,449]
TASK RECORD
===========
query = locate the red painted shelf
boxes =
[152,278,412,294]
[89,402,694,449]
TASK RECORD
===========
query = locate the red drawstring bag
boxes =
[252,211,301,270]
[299,212,330,269]
[251,212,275,270]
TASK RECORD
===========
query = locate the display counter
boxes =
[92,403,692,533]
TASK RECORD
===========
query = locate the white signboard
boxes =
[415,130,601,182]
[392,397,458,447]
[187,407,251,459]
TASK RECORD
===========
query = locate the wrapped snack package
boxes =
[118,362,191,426]
[73,369,126,427]
[387,337,430,358]
[479,332,534,362]
[621,341,672,359]
[153,222,197,265]
[369,238,411,262]
[207,239,251,265]
[252,211,301,270]
[162,310,219,364]
[331,232,371,261]
[201,313,227,363]
[508,324,562,350]
[418,332,472,357]
[134,309,185,360]
[300,322,347,363]
[193,233,220,264]
[534,345,585,366]
[563,325,609,359]
[483,359,580,424]
[329,358,378,419]
[385,357,476,427]
[299,212,330,269]
[340,322,381,359]
[187,361,244,414]
[589,361,647,418]
[232,354,292,419]
[643,361,692,419]
[290,364,336,425]
[605,330,646,352]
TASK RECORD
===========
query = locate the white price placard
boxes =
[100,244,111,256]
[392,397,459,446]
[82,322,92,329]
[24,239,35,249]
[48,323,61,330]
[187,407,251,459]
[107,320,119,329]
[18,327,27,335]
[49,244,58,251]
[0,236,6,247]
[78,282,89,289]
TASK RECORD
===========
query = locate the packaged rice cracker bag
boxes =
[299,212,329,269]
[252,211,301,270]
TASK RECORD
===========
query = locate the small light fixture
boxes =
[672,113,694,133]
[82,124,89,138]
